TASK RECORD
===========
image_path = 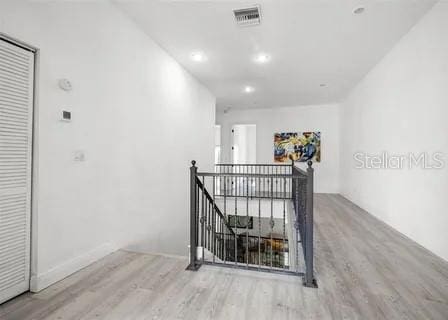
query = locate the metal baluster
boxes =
[263,166,265,198]
[275,168,279,200]
[218,212,224,261]
[234,176,238,265]
[283,166,285,196]
[226,165,229,196]
[283,177,287,269]
[235,165,238,197]
[252,166,254,197]
[222,216,225,260]
[203,201,210,254]
[196,182,199,250]
[247,166,250,197]
[217,214,221,260]
[223,175,227,264]
[209,205,212,252]
[230,165,233,197]
[218,165,221,196]
[278,166,281,197]
[267,166,270,198]
[228,165,230,197]
[284,166,286,196]
[212,175,216,264]
[250,166,257,198]
[275,166,278,196]
[295,176,300,273]
[270,175,274,269]
[209,201,212,252]
[258,197,261,269]
[266,166,269,198]
[222,217,224,261]
[252,165,254,198]
[237,166,240,197]
[246,176,249,267]
[201,176,205,263]
[205,199,211,250]
[235,166,238,197]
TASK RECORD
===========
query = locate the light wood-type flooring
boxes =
[1,194,447,319]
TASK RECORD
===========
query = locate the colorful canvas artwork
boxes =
[274,132,321,163]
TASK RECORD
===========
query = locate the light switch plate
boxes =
[60,110,72,122]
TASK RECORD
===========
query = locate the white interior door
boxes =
[231,124,256,164]
[0,38,34,304]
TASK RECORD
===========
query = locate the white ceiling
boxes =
[115,0,436,110]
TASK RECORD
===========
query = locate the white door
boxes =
[0,38,34,303]
[231,124,256,164]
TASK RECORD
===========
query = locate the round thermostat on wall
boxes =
[58,78,72,91]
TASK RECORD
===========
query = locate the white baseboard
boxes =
[121,247,187,260]
[30,242,117,292]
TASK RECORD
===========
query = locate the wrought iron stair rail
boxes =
[195,176,235,237]
[187,160,317,288]
[292,160,317,287]
[194,175,235,262]
[214,163,292,199]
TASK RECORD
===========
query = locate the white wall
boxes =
[216,104,340,193]
[0,0,215,290]
[340,1,448,261]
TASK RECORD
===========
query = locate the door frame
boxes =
[0,33,40,294]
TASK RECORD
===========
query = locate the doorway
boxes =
[0,36,35,304]
[231,124,256,164]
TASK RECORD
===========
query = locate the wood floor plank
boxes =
[0,194,447,319]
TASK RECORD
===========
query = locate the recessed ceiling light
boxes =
[244,86,255,93]
[353,7,365,14]
[254,53,271,64]
[191,51,206,62]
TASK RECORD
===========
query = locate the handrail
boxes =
[197,172,298,178]
[215,163,291,167]
[195,176,235,236]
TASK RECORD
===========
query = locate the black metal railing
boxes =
[195,176,235,263]
[187,160,317,287]
[214,164,291,199]
[292,161,317,287]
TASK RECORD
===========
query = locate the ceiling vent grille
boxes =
[233,5,261,27]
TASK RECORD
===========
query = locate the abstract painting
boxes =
[274,132,321,163]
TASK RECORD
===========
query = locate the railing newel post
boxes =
[187,160,200,271]
[304,160,317,287]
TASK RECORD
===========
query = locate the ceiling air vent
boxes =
[233,5,261,27]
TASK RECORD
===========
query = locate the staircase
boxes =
[187,161,317,287]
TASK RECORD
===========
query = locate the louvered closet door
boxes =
[0,38,34,304]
